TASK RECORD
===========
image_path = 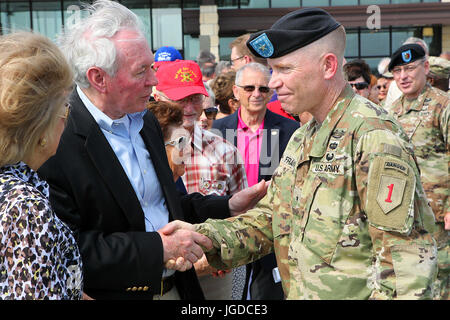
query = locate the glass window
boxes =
[344,31,358,58]
[240,0,269,8]
[361,29,389,57]
[127,1,152,50]
[63,1,90,28]
[152,0,182,9]
[330,0,357,5]
[0,1,31,33]
[184,34,199,60]
[360,0,389,4]
[216,0,238,9]
[152,8,182,50]
[32,1,62,42]
[271,0,300,7]
[219,36,234,61]
[183,0,200,9]
[391,0,421,4]
[302,0,329,7]
[391,27,419,52]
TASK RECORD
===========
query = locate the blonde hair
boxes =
[0,31,73,167]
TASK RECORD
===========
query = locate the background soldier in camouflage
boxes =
[427,56,450,92]
[164,8,438,299]
[388,44,449,300]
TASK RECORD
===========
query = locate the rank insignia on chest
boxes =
[331,129,346,139]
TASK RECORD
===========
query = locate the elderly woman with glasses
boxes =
[198,82,219,131]
[0,31,84,299]
[147,101,191,184]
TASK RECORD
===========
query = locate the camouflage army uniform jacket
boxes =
[390,84,449,222]
[197,85,438,300]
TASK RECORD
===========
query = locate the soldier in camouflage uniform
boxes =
[388,44,449,299]
[166,8,438,299]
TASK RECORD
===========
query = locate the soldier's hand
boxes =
[444,212,450,230]
[158,220,213,271]
[194,254,216,277]
[229,179,270,216]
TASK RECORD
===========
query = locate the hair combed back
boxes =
[0,31,73,167]
[235,62,271,85]
[60,0,145,88]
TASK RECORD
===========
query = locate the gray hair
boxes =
[59,0,145,88]
[403,37,429,56]
[203,82,215,108]
[235,62,271,85]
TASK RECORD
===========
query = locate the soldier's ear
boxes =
[322,53,338,80]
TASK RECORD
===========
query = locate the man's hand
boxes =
[445,212,450,230]
[229,179,270,216]
[158,220,213,272]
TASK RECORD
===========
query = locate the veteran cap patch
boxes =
[247,8,341,59]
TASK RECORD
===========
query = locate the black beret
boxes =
[246,8,341,59]
[388,44,426,71]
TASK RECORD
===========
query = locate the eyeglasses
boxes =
[203,106,218,120]
[391,61,424,76]
[349,82,369,90]
[165,136,190,150]
[230,56,244,65]
[236,84,271,94]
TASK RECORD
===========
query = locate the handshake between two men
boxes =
[157,179,270,272]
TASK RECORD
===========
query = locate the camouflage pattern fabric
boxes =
[196,85,438,300]
[390,84,449,299]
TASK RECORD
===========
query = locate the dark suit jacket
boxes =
[212,108,299,300]
[38,90,230,300]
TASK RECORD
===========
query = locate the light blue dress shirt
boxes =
[77,86,169,233]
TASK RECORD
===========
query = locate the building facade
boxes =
[1,0,449,73]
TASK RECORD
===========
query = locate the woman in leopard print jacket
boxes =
[0,32,83,299]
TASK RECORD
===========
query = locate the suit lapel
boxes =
[71,91,146,230]
[140,115,184,221]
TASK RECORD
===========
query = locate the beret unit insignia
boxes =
[249,33,274,58]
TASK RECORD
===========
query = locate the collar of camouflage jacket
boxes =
[308,84,355,159]
[397,83,431,114]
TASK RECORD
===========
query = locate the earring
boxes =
[39,138,47,147]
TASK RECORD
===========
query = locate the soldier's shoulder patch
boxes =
[366,155,416,232]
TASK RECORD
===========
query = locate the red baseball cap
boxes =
[155,60,208,101]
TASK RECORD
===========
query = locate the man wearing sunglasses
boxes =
[170,8,438,300]
[212,62,299,300]
[388,43,450,300]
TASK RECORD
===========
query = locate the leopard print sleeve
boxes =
[0,163,83,300]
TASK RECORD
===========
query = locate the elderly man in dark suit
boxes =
[212,62,300,300]
[38,0,266,300]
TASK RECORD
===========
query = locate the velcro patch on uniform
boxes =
[311,162,344,175]
[376,175,406,214]
[366,156,416,232]
[384,160,408,175]
[281,155,297,170]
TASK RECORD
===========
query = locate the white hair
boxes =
[203,82,215,108]
[235,62,271,85]
[59,0,145,88]
[403,37,429,56]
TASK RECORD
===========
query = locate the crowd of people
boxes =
[0,0,448,301]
